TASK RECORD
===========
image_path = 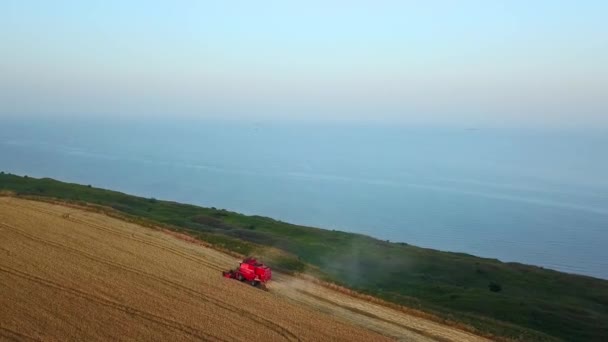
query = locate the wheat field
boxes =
[0,197,488,341]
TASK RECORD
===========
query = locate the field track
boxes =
[0,197,489,341]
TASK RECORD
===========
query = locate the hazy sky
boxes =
[1,1,607,126]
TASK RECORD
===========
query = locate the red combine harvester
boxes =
[223,257,272,288]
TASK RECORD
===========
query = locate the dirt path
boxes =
[0,197,490,341]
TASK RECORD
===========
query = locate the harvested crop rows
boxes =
[0,198,488,341]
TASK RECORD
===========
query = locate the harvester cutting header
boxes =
[223,257,272,289]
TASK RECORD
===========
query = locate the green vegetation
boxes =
[1,173,607,341]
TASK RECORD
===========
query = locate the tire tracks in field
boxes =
[1,221,301,342]
[0,326,41,342]
[0,265,221,342]
[295,289,452,342]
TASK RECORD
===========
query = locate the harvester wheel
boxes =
[237,274,244,281]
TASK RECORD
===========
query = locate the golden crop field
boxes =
[0,197,488,341]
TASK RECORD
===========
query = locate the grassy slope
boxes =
[1,173,607,341]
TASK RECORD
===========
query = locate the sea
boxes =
[1,117,607,279]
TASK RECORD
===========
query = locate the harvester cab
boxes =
[223,257,272,289]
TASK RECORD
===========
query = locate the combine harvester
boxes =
[223,257,272,289]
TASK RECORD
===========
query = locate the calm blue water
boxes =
[2,118,607,279]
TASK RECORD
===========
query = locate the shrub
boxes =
[489,282,502,292]
[192,215,230,229]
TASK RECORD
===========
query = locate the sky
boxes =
[1,1,607,126]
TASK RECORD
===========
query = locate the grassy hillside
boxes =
[1,173,607,341]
